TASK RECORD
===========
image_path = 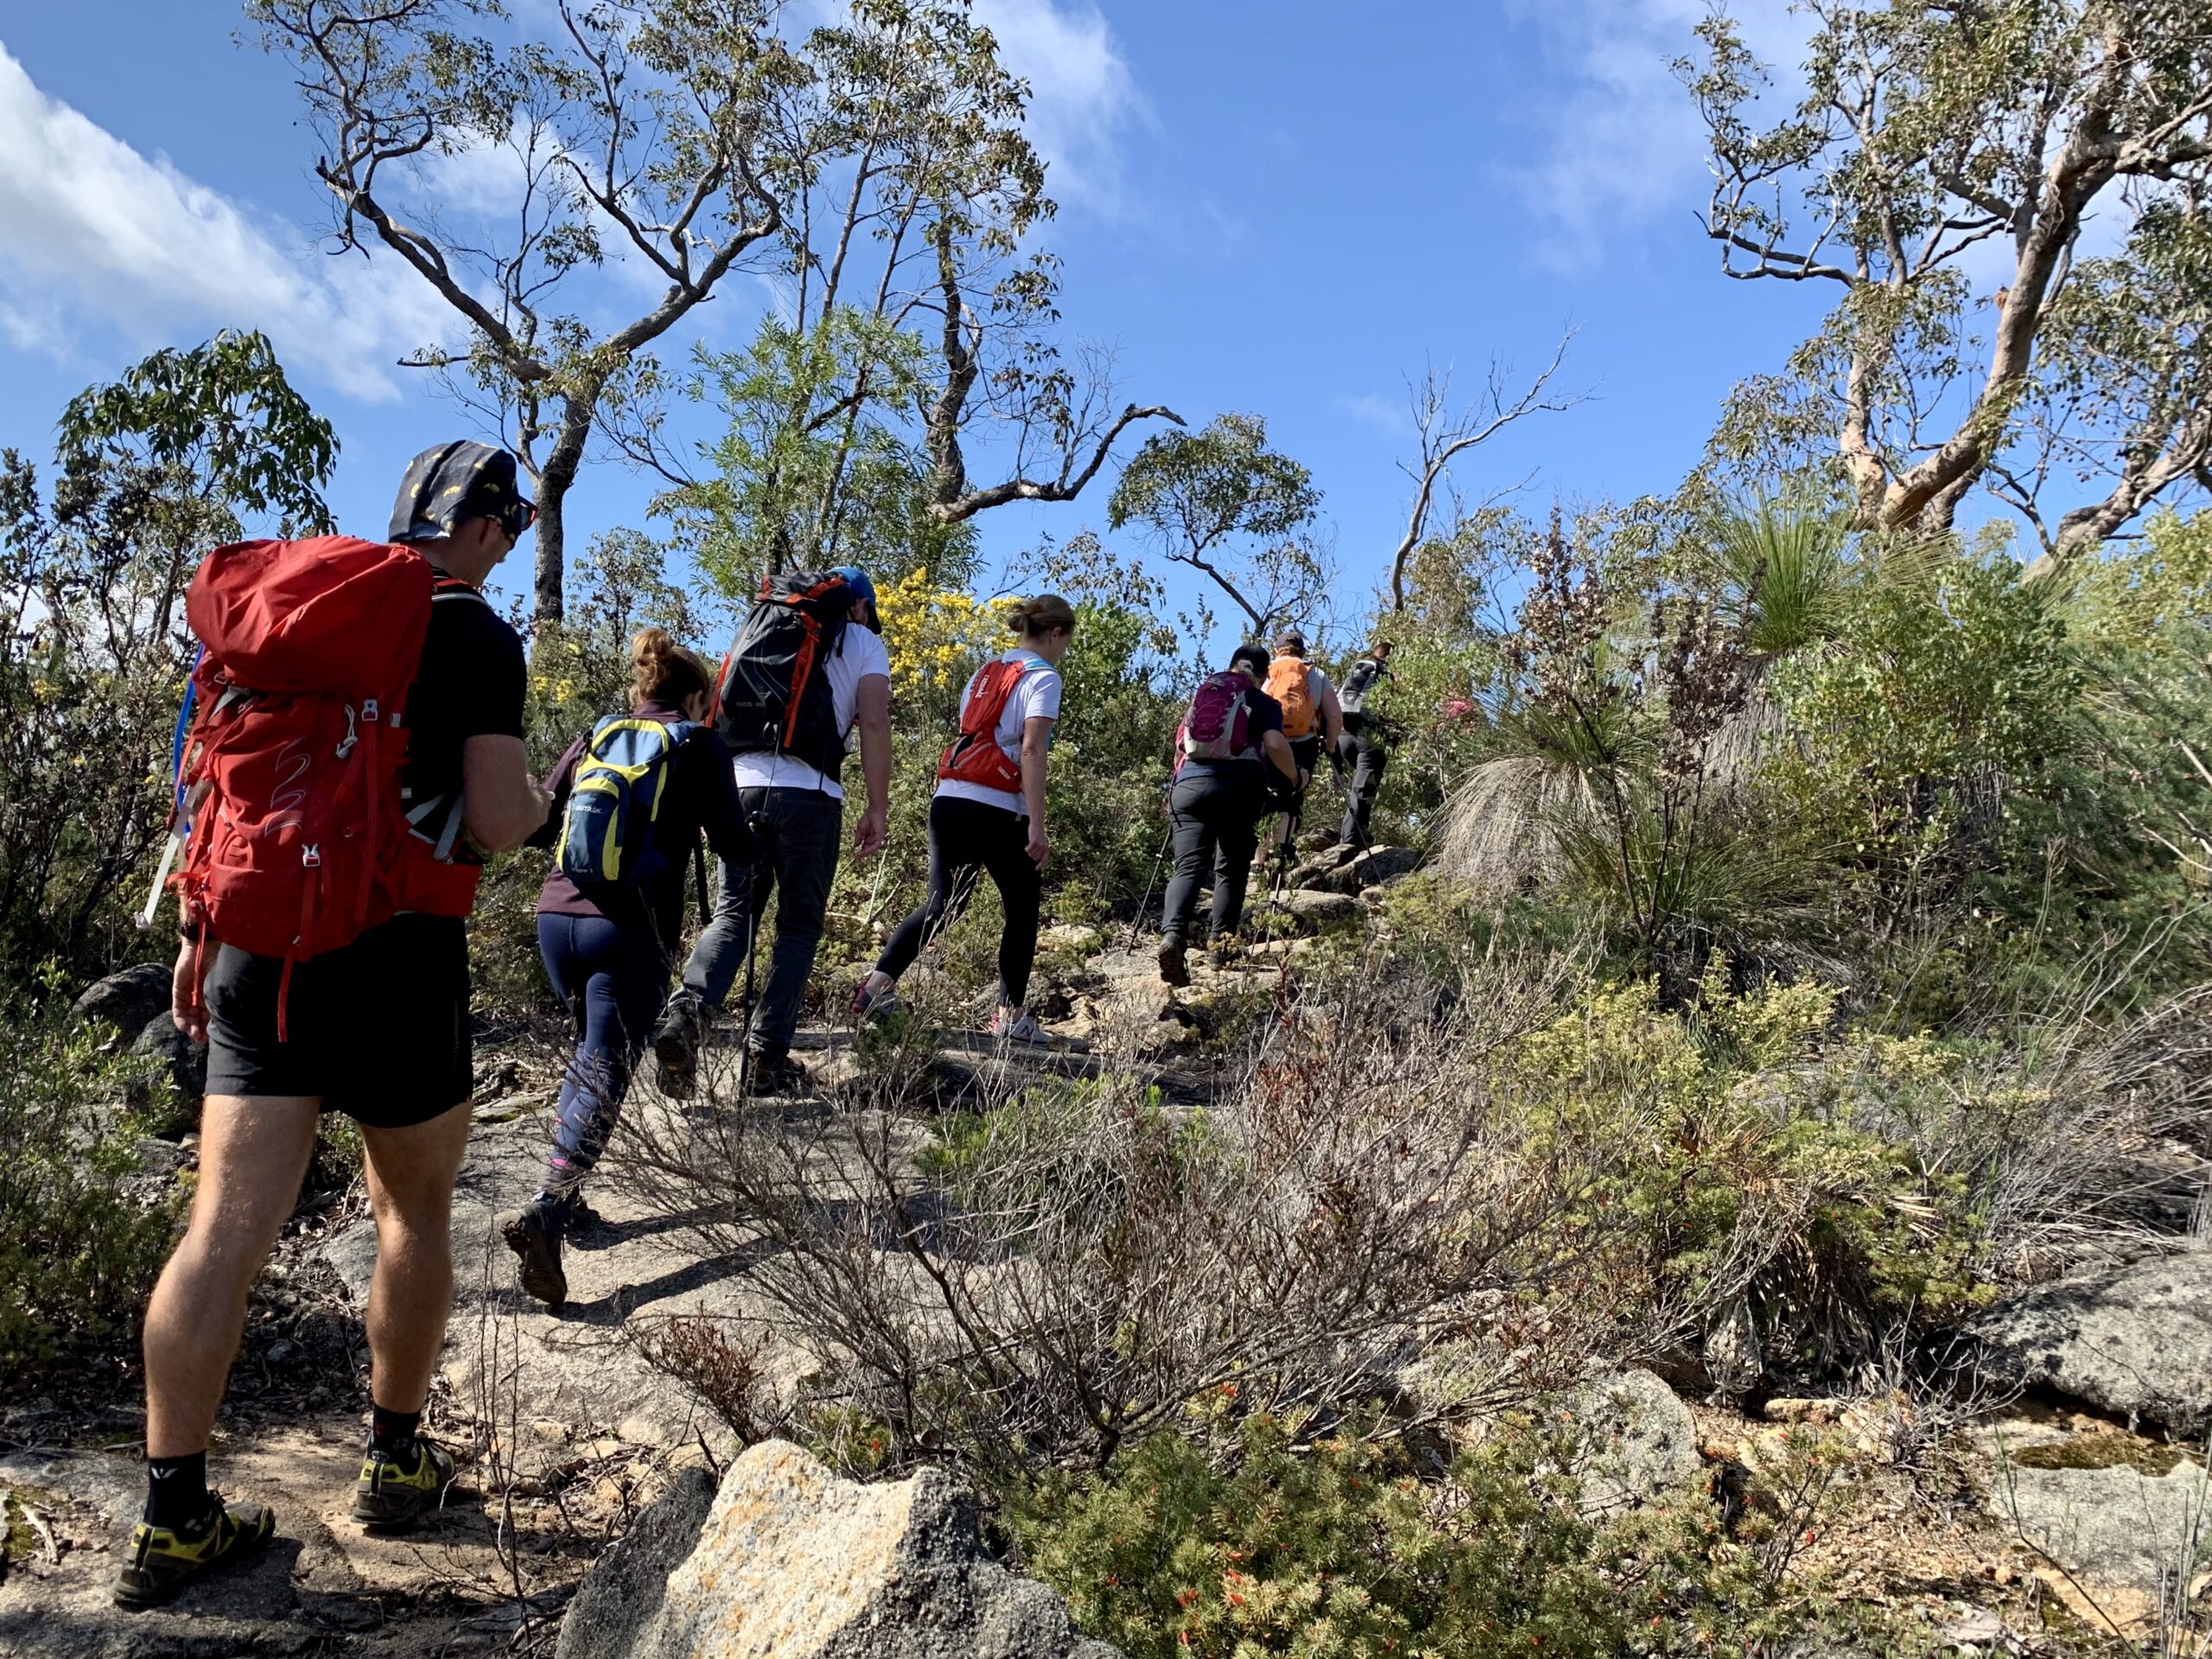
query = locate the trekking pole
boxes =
[1125,823,1173,954]
[1268,784,1306,914]
[734,819,764,1103]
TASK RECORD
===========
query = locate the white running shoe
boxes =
[990,1006,1052,1046]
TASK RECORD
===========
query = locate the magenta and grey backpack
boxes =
[1177,671,1256,767]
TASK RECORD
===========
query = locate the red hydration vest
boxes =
[937,655,1039,793]
[173,537,480,1029]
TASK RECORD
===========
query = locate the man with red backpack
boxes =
[652,564,891,1097]
[1157,642,1302,986]
[119,442,547,1609]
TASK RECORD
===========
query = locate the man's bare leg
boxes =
[358,1099,474,1416]
[143,1095,320,1457]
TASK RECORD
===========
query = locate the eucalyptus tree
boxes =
[1107,413,1325,639]
[1683,1,2212,569]
[255,0,1175,621]
[251,0,804,623]
[626,0,1178,592]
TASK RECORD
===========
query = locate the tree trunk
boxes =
[531,391,599,628]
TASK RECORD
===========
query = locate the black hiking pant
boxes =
[1336,722,1387,849]
[1162,763,1266,948]
[877,793,1043,1009]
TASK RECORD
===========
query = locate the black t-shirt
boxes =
[399,575,527,861]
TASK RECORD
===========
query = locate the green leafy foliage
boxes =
[666,311,979,590]
[0,981,185,1376]
[1002,1411,1787,1659]
[0,334,336,975]
[1109,412,1325,637]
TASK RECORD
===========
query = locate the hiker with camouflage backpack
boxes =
[499,628,756,1310]
[1157,642,1302,986]
[652,566,891,1098]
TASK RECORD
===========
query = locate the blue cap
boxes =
[829,565,875,609]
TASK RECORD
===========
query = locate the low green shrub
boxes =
[0,982,186,1376]
[1001,1409,1791,1659]
[1504,966,1993,1372]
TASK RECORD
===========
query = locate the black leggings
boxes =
[1161,764,1265,947]
[877,794,1043,1007]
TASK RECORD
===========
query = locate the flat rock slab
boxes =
[316,1103,778,1454]
[556,1440,1119,1659]
[1976,1421,2210,1630]
[0,1426,516,1658]
[1971,1249,2212,1432]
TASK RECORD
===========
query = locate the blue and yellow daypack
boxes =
[557,715,700,887]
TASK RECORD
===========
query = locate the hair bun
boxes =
[1008,594,1077,638]
[628,626,711,709]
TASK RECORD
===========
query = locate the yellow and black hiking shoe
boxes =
[114,1497,275,1609]
[351,1438,455,1532]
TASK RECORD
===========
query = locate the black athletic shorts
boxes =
[203,913,474,1128]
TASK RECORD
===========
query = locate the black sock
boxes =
[369,1404,422,1460]
[143,1452,210,1530]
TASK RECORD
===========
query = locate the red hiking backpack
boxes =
[1176,671,1257,770]
[938,656,1036,792]
[171,537,474,1022]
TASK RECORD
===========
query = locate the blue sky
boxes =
[0,0,1840,637]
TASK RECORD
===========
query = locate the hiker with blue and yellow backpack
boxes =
[498,628,754,1309]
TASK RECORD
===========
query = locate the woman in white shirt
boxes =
[854,594,1077,1043]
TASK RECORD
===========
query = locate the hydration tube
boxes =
[138,648,204,929]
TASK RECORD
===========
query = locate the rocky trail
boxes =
[5,851,2210,1656]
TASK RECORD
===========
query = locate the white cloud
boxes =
[0,41,454,401]
[1504,0,1812,276]
[970,0,1144,208]
[1341,391,1411,438]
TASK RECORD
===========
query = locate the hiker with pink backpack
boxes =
[1157,642,1303,986]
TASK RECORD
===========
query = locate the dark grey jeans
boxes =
[678,785,841,1059]
[1336,726,1387,849]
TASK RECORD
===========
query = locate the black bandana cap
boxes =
[389,441,536,544]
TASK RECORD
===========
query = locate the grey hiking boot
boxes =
[850,972,900,1025]
[652,992,705,1098]
[742,1051,810,1098]
[499,1197,567,1309]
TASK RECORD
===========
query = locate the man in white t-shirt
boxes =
[654,566,892,1096]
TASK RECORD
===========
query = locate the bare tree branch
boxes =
[1388,334,1586,611]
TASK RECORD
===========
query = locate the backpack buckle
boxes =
[302,844,322,868]
[362,699,380,722]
